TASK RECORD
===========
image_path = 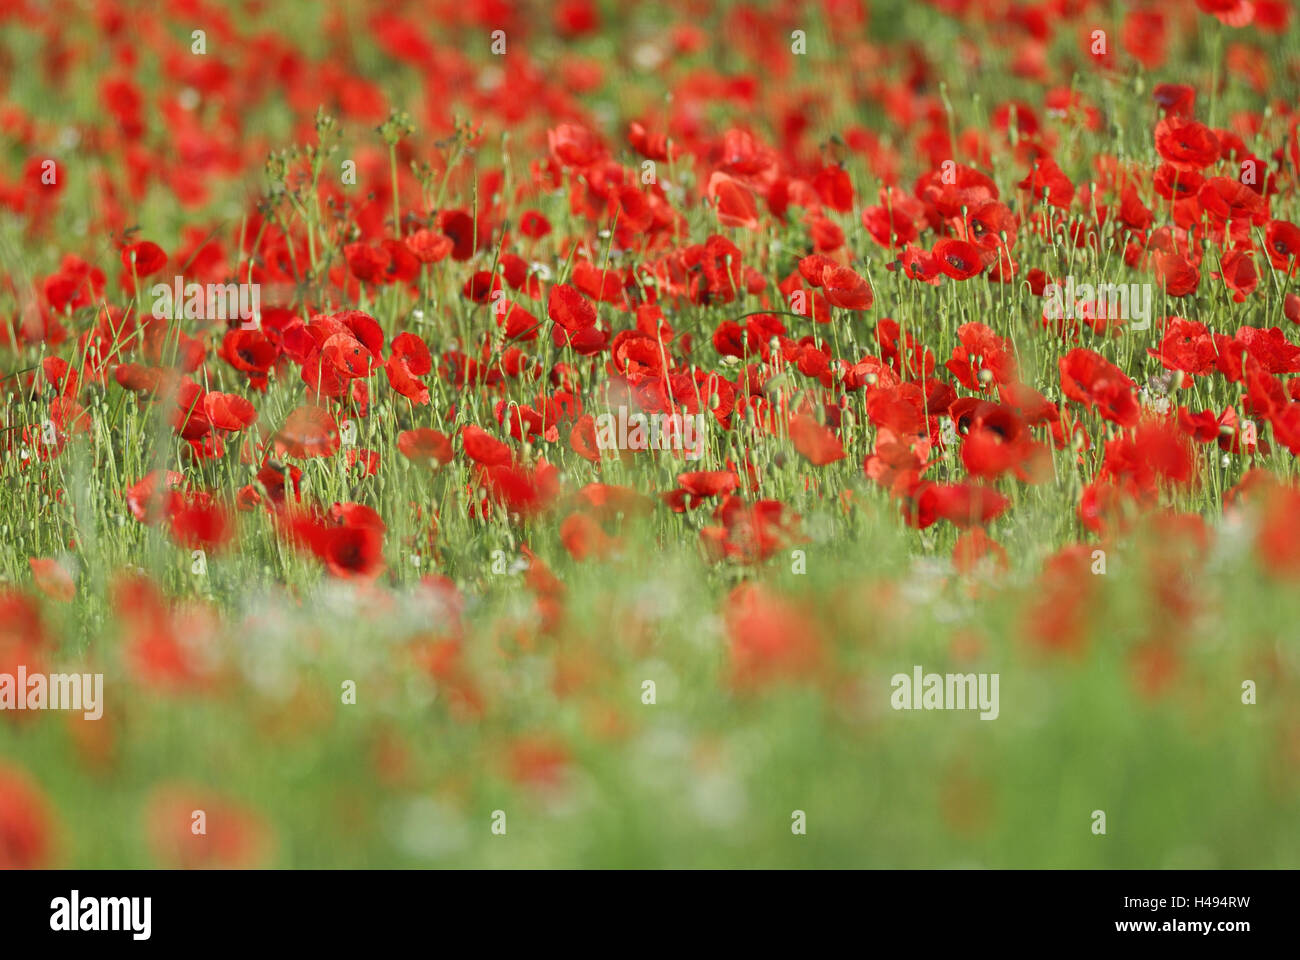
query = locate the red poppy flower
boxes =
[813,164,854,212]
[127,469,186,524]
[1215,247,1259,302]
[1124,13,1170,71]
[0,765,54,868]
[677,470,739,506]
[702,495,803,565]
[1285,293,1300,324]
[343,242,388,284]
[275,405,340,458]
[202,392,257,432]
[404,228,453,263]
[568,415,604,464]
[29,557,75,602]
[256,462,302,507]
[1153,83,1195,118]
[706,171,759,229]
[559,511,616,561]
[121,240,167,277]
[461,425,512,466]
[905,482,1009,529]
[1117,185,1154,231]
[1198,177,1266,225]
[547,283,596,333]
[380,238,420,283]
[867,383,928,435]
[1101,419,1196,495]
[462,270,503,304]
[322,332,378,379]
[168,494,234,552]
[398,428,452,465]
[168,379,210,441]
[572,261,624,303]
[1059,348,1140,426]
[1196,0,1255,27]
[1265,220,1300,272]
[222,329,277,383]
[45,256,105,311]
[547,123,603,168]
[1148,318,1217,376]
[330,312,385,358]
[1249,479,1300,574]
[391,332,431,373]
[965,201,1018,254]
[436,209,482,261]
[958,403,1050,483]
[575,482,649,519]
[1155,116,1220,170]
[384,356,430,405]
[998,382,1059,424]
[519,210,552,239]
[916,164,999,219]
[890,244,942,284]
[1017,156,1075,208]
[865,437,930,497]
[788,414,846,466]
[482,461,560,517]
[327,501,386,534]
[953,528,1008,574]
[1152,163,1203,202]
[946,322,1017,389]
[49,395,91,439]
[1022,545,1096,652]
[500,302,541,341]
[725,582,822,691]
[316,523,385,580]
[1153,250,1201,296]
[862,203,919,247]
[819,264,874,310]
[796,254,834,287]
[112,573,213,690]
[932,238,985,280]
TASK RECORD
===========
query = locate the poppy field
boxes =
[2,0,1300,870]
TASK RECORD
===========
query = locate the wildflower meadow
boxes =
[1,0,1299,875]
